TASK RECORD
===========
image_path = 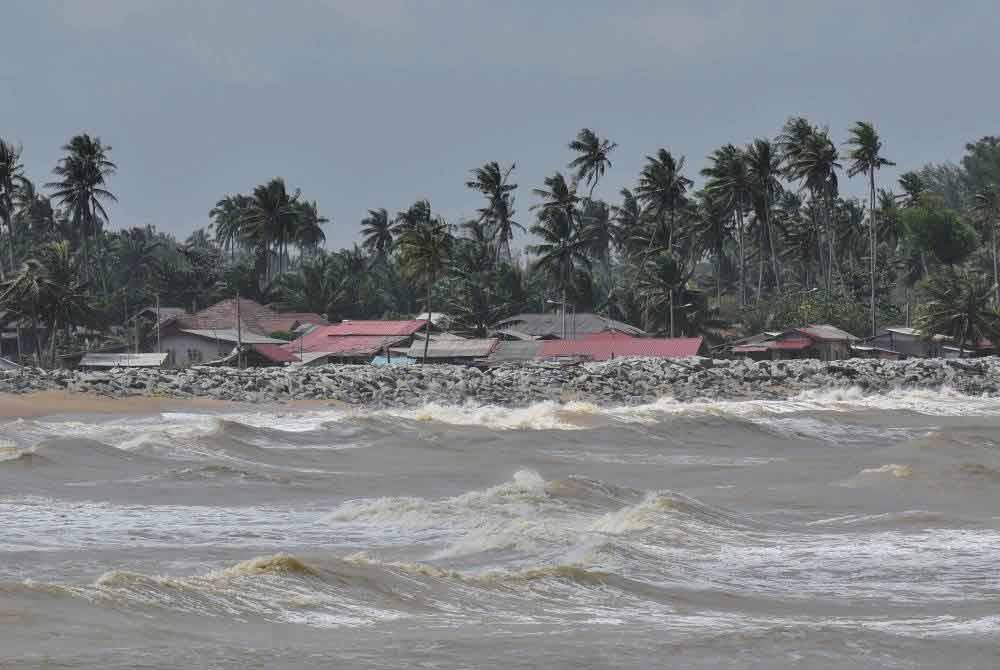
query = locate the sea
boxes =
[2,387,1000,668]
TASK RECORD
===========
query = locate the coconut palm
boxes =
[973,185,1000,304]
[398,219,452,362]
[916,267,1000,356]
[295,200,328,258]
[636,149,692,254]
[529,179,590,338]
[745,138,784,294]
[46,134,117,277]
[782,122,840,292]
[846,121,896,336]
[568,128,617,199]
[694,190,732,307]
[702,144,750,305]
[466,161,522,261]
[0,140,27,276]
[243,178,301,280]
[361,208,394,261]
[634,251,686,336]
[898,171,925,207]
[393,199,433,237]
[209,195,252,259]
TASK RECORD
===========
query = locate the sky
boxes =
[3,1,999,249]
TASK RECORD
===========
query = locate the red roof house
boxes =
[283,319,430,362]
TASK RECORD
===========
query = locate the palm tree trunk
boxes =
[766,205,781,294]
[869,170,878,337]
[669,288,675,338]
[736,210,745,307]
[715,246,722,308]
[49,317,59,368]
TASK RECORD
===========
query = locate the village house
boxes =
[284,319,430,365]
[152,299,326,367]
[533,332,707,362]
[731,325,857,361]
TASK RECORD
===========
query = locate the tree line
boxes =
[1,122,999,365]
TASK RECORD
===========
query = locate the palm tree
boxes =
[243,178,300,281]
[702,144,750,305]
[634,251,685,336]
[898,172,925,207]
[295,200,328,257]
[210,194,252,259]
[973,185,1000,304]
[781,122,840,293]
[278,252,345,319]
[917,268,1000,356]
[466,162,522,262]
[398,219,452,362]
[46,134,117,278]
[846,121,895,336]
[568,128,617,199]
[361,208,394,261]
[612,187,646,256]
[530,173,585,336]
[745,138,784,294]
[393,199,433,237]
[636,149,692,254]
[694,190,731,307]
[0,140,27,276]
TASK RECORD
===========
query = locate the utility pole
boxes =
[235,291,243,369]
[156,295,161,353]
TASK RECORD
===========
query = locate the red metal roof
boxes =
[577,331,638,342]
[321,320,428,337]
[279,312,329,327]
[252,344,300,364]
[283,331,410,356]
[771,337,813,351]
[732,345,770,354]
[537,337,704,361]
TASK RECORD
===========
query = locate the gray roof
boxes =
[406,338,498,359]
[795,324,858,341]
[79,353,168,368]
[0,356,20,370]
[885,326,919,336]
[486,340,541,364]
[493,313,644,338]
[177,329,287,345]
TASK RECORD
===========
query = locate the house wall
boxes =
[872,332,935,358]
[159,333,233,368]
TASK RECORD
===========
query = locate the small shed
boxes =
[79,353,169,369]
[406,338,498,364]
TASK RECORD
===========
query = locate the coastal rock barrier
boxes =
[1,357,999,407]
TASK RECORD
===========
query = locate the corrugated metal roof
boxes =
[537,337,703,361]
[795,324,857,341]
[79,353,168,368]
[252,344,300,363]
[731,345,769,354]
[286,333,409,356]
[407,338,498,359]
[771,338,813,350]
[0,356,20,370]
[487,341,541,363]
[885,326,919,336]
[178,329,287,344]
[493,313,645,338]
[322,320,428,337]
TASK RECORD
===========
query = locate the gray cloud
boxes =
[4,1,998,248]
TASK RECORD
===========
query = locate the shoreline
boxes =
[1,357,998,417]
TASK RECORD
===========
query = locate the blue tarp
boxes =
[370,355,416,366]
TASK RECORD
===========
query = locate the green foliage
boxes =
[916,267,1000,349]
[900,195,977,266]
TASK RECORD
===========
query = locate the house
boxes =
[536,336,706,362]
[154,299,303,367]
[855,326,937,359]
[284,319,429,364]
[493,312,645,340]
[486,341,542,365]
[0,356,20,370]
[406,338,498,364]
[731,324,857,361]
[941,338,995,358]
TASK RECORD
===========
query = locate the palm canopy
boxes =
[466,161,521,260]
[394,199,433,236]
[916,268,1000,352]
[845,121,895,178]
[46,134,117,236]
[568,128,617,198]
[243,178,301,278]
[398,219,453,288]
[361,208,394,258]
[635,149,692,251]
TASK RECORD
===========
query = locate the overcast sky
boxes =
[4,1,998,248]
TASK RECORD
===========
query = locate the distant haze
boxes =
[4,1,998,247]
